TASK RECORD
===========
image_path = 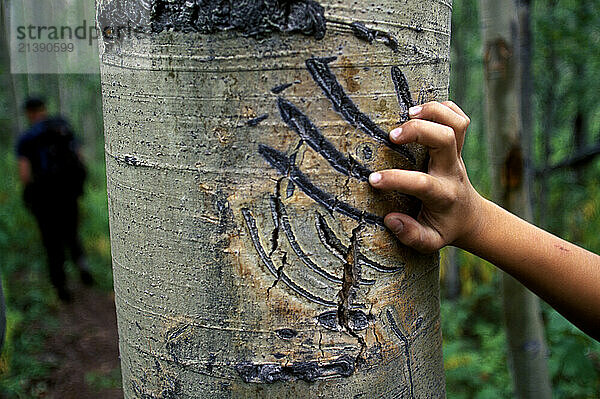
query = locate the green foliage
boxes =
[446,0,600,397]
[545,305,600,398]
[441,255,512,398]
[85,367,122,391]
[0,139,113,396]
[442,249,600,398]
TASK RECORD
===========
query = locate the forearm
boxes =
[460,196,600,340]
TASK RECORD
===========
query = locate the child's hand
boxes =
[369,101,484,253]
[368,101,600,339]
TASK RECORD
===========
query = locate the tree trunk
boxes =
[517,0,535,205]
[97,1,452,397]
[480,1,552,398]
[442,247,460,300]
[0,0,22,141]
[536,0,557,228]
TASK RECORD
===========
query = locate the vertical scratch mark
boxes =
[391,66,416,123]
[315,213,404,273]
[286,180,296,198]
[268,179,284,256]
[386,309,415,399]
[337,222,368,368]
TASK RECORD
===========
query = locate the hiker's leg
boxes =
[34,205,70,301]
[64,198,93,285]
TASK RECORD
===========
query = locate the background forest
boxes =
[0,0,599,397]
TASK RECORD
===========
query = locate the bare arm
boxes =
[369,101,600,341]
[18,157,32,185]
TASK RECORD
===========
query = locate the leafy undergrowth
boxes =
[441,251,600,399]
[0,148,118,397]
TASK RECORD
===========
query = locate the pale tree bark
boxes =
[441,247,460,300]
[0,0,22,140]
[8,0,63,116]
[480,1,552,398]
[97,1,452,397]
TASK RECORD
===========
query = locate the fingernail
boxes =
[369,172,382,184]
[390,127,403,141]
[409,106,422,117]
[386,217,403,233]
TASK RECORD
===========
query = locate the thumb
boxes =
[384,213,444,253]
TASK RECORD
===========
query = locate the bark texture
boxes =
[97,1,452,397]
[480,1,552,398]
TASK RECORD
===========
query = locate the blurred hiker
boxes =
[16,97,93,301]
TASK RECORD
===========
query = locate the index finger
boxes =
[408,101,470,152]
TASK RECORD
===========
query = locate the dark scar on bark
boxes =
[277,97,372,182]
[235,354,354,383]
[153,0,326,38]
[391,66,416,123]
[317,309,368,332]
[386,309,415,399]
[315,213,405,273]
[286,180,296,198]
[271,82,294,94]
[275,328,298,339]
[305,57,416,166]
[269,195,375,286]
[349,22,399,52]
[258,144,384,226]
[246,114,269,127]
[98,0,327,41]
[242,208,336,307]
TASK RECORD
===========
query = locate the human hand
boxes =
[368,101,484,253]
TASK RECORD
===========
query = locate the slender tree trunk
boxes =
[518,0,535,202]
[97,1,452,397]
[537,1,557,228]
[480,1,552,398]
[442,247,460,300]
[443,0,478,301]
[0,0,22,140]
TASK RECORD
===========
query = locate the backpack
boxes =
[30,117,87,198]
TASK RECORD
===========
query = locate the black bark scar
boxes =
[235,354,355,383]
[350,22,399,52]
[153,0,326,38]
[271,82,294,94]
[277,97,372,182]
[315,213,404,273]
[242,208,335,307]
[386,310,415,399]
[258,144,384,226]
[270,196,375,286]
[98,1,327,42]
[391,66,416,123]
[305,57,416,165]
[247,114,269,127]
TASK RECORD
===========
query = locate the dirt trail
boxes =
[44,287,122,398]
